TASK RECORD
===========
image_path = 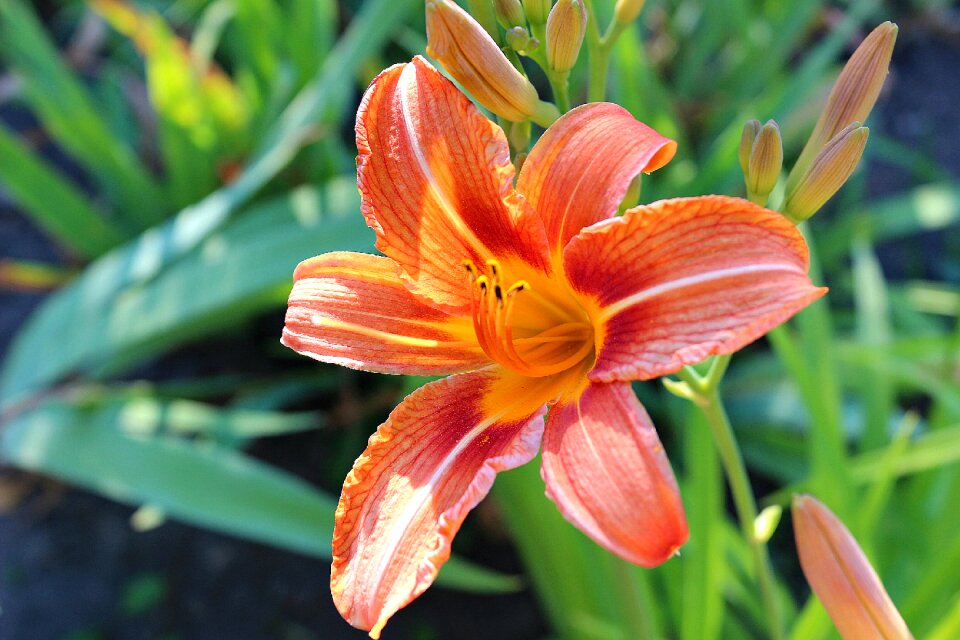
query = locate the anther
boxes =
[462,259,477,279]
[494,285,503,301]
[507,280,528,296]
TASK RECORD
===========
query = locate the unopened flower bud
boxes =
[466,0,501,42]
[522,0,552,25]
[493,0,526,29]
[614,0,646,25]
[426,0,557,125]
[505,26,539,54]
[745,120,783,204]
[792,495,914,640]
[783,123,868,222]
[546,0,586,74]
[787,22,897,192]
[739,119,761,177]
[753,504,783,544]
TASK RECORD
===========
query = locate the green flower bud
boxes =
[545,0,586,74]
[522,0,552,25]
[739,119,761,177]
[745,120,783,205]
[493,0,526,29]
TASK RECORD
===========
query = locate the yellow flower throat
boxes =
[463,259,594,378]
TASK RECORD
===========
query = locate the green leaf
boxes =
[820,183,960,265]
[285,0,338,86]
[0,0,164,228]
[0,179,368,407]
[494,458,663,640]
[0,125,123,257]
[1,396,338,558]
[20,0,417,316]
[94,0,252,208]
[851,234,895,451]
[107,394,322,442]
[850,424,960,483]
[0,395,521,593]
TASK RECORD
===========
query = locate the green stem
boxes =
[548,71,572,113]
[702,388,784,640]
[505,47,528,75]
[581,0,606,101]
[521,23,570,115]
[584,12,629,102]
[676,355,785,640]
[530,100,561,128]
[587,43,610,102]
[608,556,656,639]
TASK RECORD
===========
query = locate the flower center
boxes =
[463,259,594,378]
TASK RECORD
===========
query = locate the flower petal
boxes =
[541,381,687,566]
[332,369,546,638]
[563,196,827,382]
[282,252,488,375]
[357,56,550,313]
[516,103,676,254]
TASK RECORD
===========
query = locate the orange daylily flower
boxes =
[282,56,826,638]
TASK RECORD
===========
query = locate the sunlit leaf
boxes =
[0,395,520,593]
[0,0,164,228]
[0,179,369,407]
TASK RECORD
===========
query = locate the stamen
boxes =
[463,259,592,377]
[508,281,528,295]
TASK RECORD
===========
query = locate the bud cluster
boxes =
[779,22,897,223]
[425,0,595,126]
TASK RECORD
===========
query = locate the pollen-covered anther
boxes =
[465,260,592,377]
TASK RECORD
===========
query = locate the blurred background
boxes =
[0,0,958,638]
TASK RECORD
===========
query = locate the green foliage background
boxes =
[0,0,958,637]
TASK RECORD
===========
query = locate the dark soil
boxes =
[0,486,543,640]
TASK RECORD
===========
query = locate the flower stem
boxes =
[581,0,630,102]
[548,72,572,113]
[587,43,610,102]
[581,0,606,102]
[675,355,785,640]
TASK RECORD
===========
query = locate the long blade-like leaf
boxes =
[0,124,124,257]
[0,395,520,593]
[0,180,367,406]
[0,0,164,228]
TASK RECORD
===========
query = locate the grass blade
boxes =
[0,0,164,228]
[0,123,124,257]
[0,179,368,406]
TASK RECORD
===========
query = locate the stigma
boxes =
[463,259,594,377]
